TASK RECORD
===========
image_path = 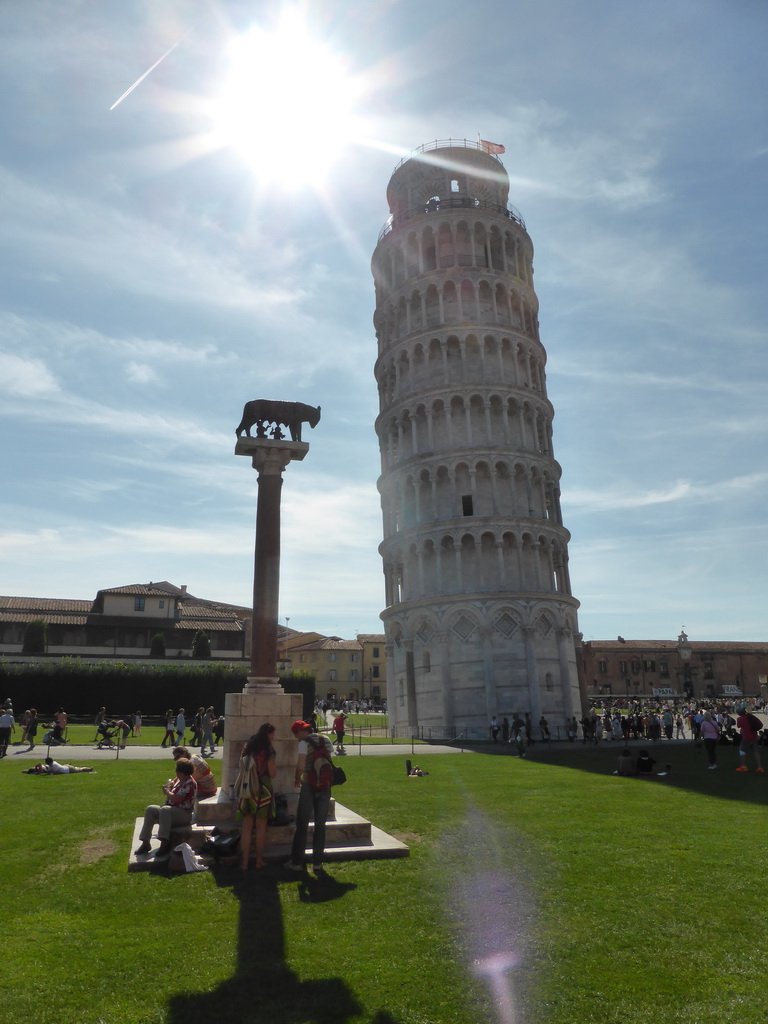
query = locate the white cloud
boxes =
[0,166,302,314]
[566,472,768,514]
[125,361,158,385]
[0,353,59,397]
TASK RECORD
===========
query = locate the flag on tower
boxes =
[480,139,505,154]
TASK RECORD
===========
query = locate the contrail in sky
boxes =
[109,31,191,111]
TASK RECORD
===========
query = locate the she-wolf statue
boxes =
[235,400,321,443]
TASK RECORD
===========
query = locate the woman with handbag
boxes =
[235,724,276,870]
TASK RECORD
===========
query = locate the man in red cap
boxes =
[285,720,335,873]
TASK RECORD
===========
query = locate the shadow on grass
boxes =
[467,738,768,808]
[166,865,398,1024]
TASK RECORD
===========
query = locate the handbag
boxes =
[233,755,255,800]
[332,763,347,786]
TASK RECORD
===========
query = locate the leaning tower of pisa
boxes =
[371,139,581,736]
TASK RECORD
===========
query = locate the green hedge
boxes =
[0,659,315,720]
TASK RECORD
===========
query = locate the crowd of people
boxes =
[315,698,385,715]
[483,700,768,775]
[566,703,767,746]
[158,707,225,753]
[489,712,551,751]
[0,702,227,756]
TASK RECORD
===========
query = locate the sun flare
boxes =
[212,11,366,189]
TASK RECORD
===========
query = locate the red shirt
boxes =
[737,714,760,742]
[166,775,197,813]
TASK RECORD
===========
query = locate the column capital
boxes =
[235,437,309,475]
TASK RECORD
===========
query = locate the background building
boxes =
[279,631,387,704]
[371,139,581,735]
[1,580,387,706]
[579,635,768,701]
[0,582,248,660]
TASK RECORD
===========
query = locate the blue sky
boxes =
[1,0,766,643]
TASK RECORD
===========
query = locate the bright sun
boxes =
[212,10,366,189]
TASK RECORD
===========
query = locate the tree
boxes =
[150,633,166,658]
[192,630,211,659]
[22,619,47,655]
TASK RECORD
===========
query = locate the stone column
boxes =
[404,638,418,731]
[523,626,542,725]
[556,627,577,721]
[437,632,454,731]
[221,436,310,795]
[481,627,496,722]
[238,438,309,688]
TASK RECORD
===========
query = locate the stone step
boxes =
[128,799,408,871]
[194,791,339,827]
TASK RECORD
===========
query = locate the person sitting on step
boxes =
[135,758,197,860]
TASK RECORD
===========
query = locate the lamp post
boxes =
[677,629,694,699]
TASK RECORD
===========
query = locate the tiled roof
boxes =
[0,588,244,633]
[0,597,92,613]
[357,633,386,643]
[179,604,243,622]
[0,610,88,626]
[99,583,185,597]
[175,619,242,632]
[583,640,768,653]
[290,637,363,652]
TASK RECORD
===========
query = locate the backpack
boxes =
[305,735,334,791]
[746,713,763,735]
[201,831,240,861]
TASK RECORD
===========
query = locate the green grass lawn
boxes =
[38,717,392,748]
[28,723,175,747]
[2,741,767,1023]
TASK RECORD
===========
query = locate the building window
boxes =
[300,654,306,663]
[159,600,165,608]
[134,597,145,612]
[631,660,641,673]
[372,665,380,678]
[659,661,669,677]
[598,660,607,673]
[704,661,714,680]
[619,661,627,675]
[328,652,337,662]
[350,653,358,662]
[373,647,380,658]
[644,660,655,672]
[349,670,358,682]
[451,179,459,192]
[329,670,337,682]
[461,494,474,516]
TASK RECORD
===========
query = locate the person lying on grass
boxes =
[24,758,95,775]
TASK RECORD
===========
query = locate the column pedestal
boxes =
[222,686,303,798]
